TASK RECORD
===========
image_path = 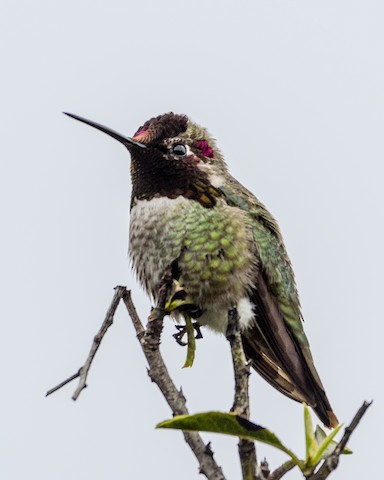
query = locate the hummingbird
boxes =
[65,111,338,428]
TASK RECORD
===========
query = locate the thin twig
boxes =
[122,271,226,480]
[334,401,372,455]
[46,286,126,400]
[45,371,81,397]
[308,400,372,480]
[267,460,295,480]
[226,309,259,480]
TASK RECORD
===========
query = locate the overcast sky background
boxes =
[1,1,383,479]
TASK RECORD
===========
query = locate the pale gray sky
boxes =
[1,1,383,479]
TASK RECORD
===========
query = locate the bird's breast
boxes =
[129,195,257,308]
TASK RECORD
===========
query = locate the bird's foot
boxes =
[165,280,203,317]
[165,280,190,313]
[173,322,203,346]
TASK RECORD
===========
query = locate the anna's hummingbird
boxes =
[65,112,338,428]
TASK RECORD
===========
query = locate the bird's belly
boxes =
[129,196,257,316]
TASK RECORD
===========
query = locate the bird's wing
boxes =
[219,179,338,428]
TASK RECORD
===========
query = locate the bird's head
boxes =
[65,112,228,208]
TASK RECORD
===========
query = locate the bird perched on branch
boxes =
[65,111,338,428]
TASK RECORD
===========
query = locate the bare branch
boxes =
[267,461,295,480]
[226,309,251,418]
[47,277,225,479]
[122,271,226,480]
[226,309,259,480]
[46,286,126,399]
[45,371,81,397]
[308,401,372,480]
[334,401,372,456]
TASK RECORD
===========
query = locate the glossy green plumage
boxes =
[219,179,330,391]
[220,179,309,349]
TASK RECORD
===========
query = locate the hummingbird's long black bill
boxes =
[63,112,146,149]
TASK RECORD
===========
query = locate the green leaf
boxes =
[157,411,302,468]
[304,403,318,463]
[312,425,352,462]
[182,314,196,368]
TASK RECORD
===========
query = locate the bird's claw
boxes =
[173,322,203,346]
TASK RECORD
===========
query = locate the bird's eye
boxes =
[172,143,187,156]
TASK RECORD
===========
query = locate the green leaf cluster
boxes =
[157,405,351,476]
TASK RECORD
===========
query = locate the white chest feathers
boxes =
[129,196,189,295]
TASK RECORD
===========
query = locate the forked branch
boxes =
[46,286,125,399]
[46,276,225,480]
